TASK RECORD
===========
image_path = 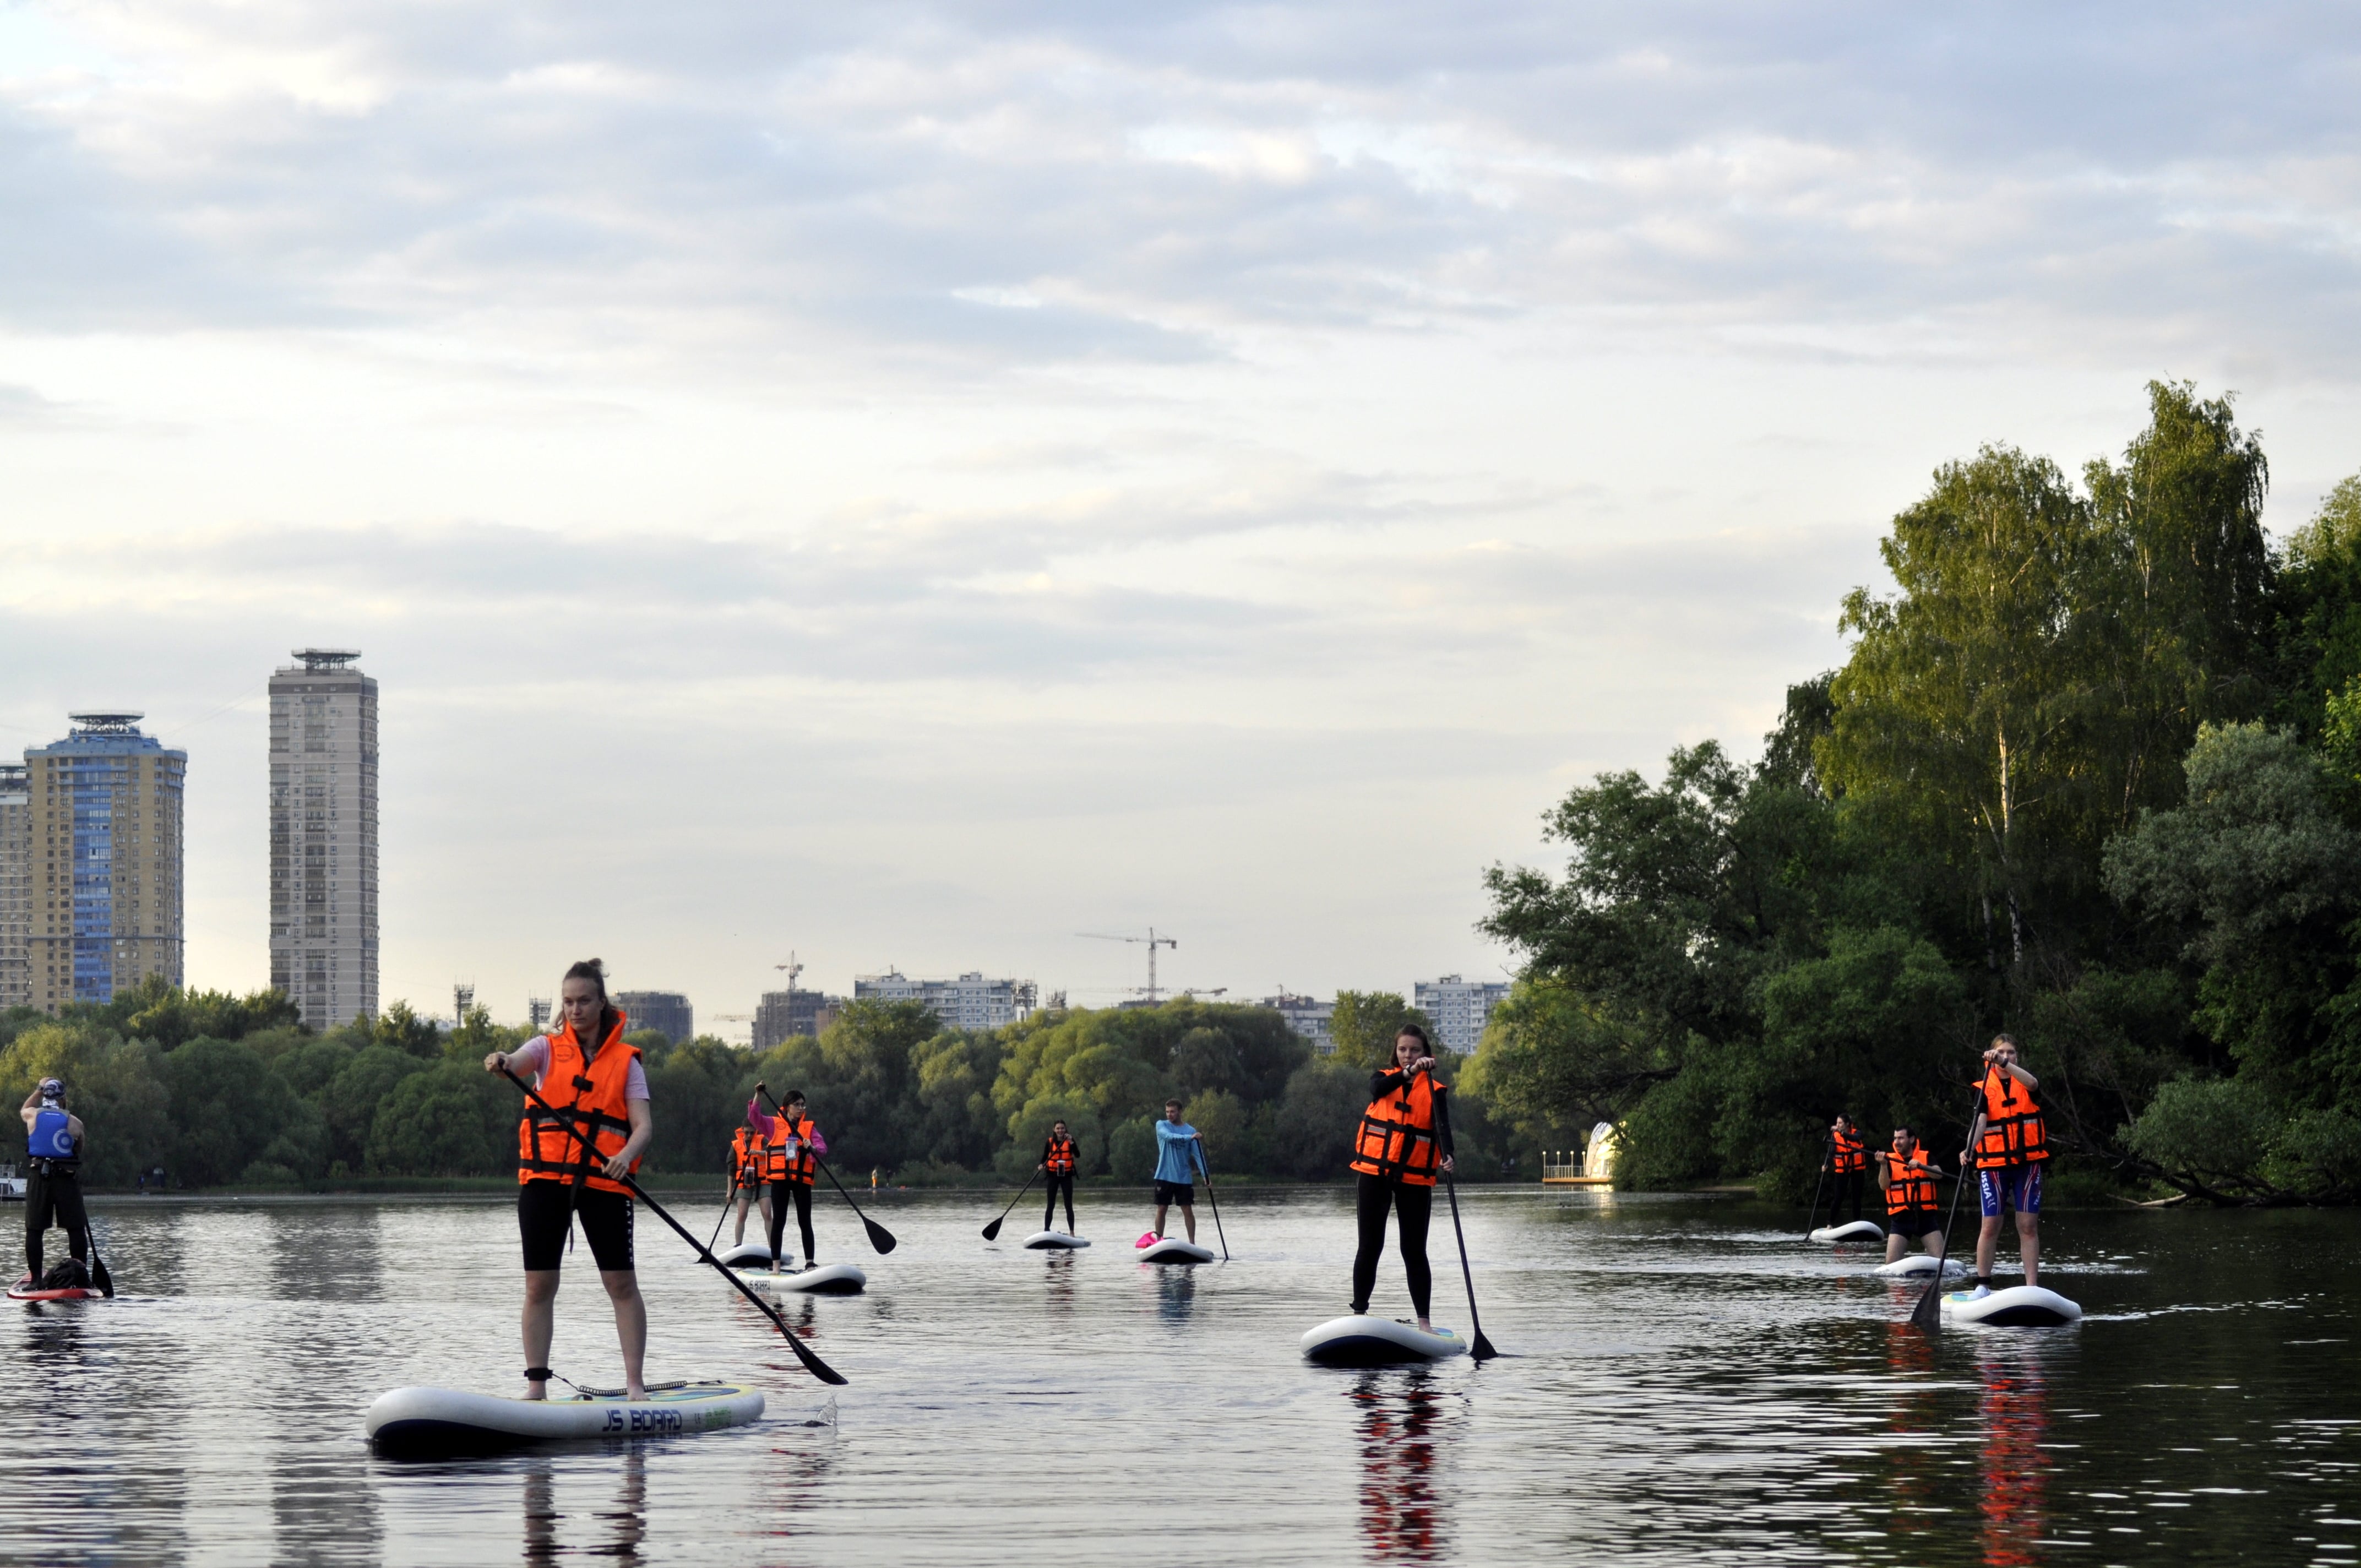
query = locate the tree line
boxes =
[0,975,1524,1187]
[1467,381,2361,1205]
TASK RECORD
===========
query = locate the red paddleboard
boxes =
[8,1284,102,1302]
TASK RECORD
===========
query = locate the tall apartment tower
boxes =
[0,764,28,1010]
[24,714,187,1011]
[269,650,379,1031]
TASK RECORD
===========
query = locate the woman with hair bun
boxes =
[1347,1023,1455,1333]
[483,958,654,1400]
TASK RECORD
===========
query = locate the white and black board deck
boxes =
[1875,1253,1970,1278]
[1301,1315,1467,1367]
[366,1381,764,1458]
[713,1242,774,1269]
[744,1261,868,1294]
[1941,1285,2082,1326]
[1808,1220,1886,1243]
[1137,1237,1216,1264]
[1022,1231,1090,1250]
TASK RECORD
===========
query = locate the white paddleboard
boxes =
[1137,1237,1216,1264]
[714,1242,774,1268]
[1808,1220,1885,1243]
[1300,1315,1467,1367]
[1940,1284,2082,1326]
[1022,1231,1091,1250]
[365,1381,763,1457]
[1875,1253,1969,1278]
[746,1262,868,1294]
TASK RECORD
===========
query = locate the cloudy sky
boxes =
[3,2,2357,1030]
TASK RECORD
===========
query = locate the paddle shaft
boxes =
[701,1168,736,1256]
[982,1165,1043,1239]
[499,1066,846,1385]
[1804,1134,1832,1239]
[1910,1103,1987,1333]
[757,1086,896,1254]
[1193,1142,1229,1261]
[1434,1089,1497,1359]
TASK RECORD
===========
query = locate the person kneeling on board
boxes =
[1349,1024,1455,1332]
[728,1111,773,1249]
[1148,1099,1203,1244]
[1040,1119,1080,1236]
[1958,1033,2046,1299]
[1827,1113,1869,1226]
[1878,1125,1944,1264]
[748,1088,826,1273]
[483,958,653,1402]
[17,1079,90,1292]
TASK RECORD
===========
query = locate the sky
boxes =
[3,2,2358,1034]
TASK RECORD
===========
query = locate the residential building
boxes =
[1414,974,1511,1054]
[269,650,379,1031]
[614,990,693,1043]
[1259,993,1336,1054]
[0,764,27,1009]
[527,997,552,1033]
[25,714,187,1011]
[853,971,1035,1031]
[755,988,842,1049]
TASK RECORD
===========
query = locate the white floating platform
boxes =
[1875,1253,1970,1278]
[744,1262,868,1295]
[1138,1237,1216,1264]
[1941,1285,2082,1326]
[1301,1315,1467,1367]
[366,1381,764,1457]
[1022,1231,1091,1249]
[1808,1221,1886,1243]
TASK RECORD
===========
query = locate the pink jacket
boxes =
[746,1098,828,1158]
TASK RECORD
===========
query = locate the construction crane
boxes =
[776,952,804,990]
[1079,928,1178,1003]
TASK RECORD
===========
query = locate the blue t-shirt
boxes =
[1154,1120,1200,1184]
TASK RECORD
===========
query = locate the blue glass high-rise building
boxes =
[24,713,187,1011]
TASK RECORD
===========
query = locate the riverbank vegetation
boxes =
[1468,382,2361,1205]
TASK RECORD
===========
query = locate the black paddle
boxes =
[84,1212,113,1299]
[1434,1088,1499,1360]
[700,1169,736,1257]
[1909,1106,1987,1334]
[1804,1133,1834,1239]
[981,1166,1043,1241]
[757,1086,897,1255]
[1193,1141,1230,1261]
[499,1066,846,1386]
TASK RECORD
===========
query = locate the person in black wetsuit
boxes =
[18,1078,90,1289]
[1039,1120,1080,1236]
[1348,1026,1455,1332]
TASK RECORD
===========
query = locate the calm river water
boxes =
[2,1186,2355,1565]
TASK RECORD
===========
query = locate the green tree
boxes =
[1326,993,1435,1071]
[366,1061,515,1176]
[325,1047,430,1173]
[1268,1058,1374,1179]
[162,1037,324,1185]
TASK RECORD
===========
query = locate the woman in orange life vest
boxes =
[1349,1023,1456,1332]
[747,1088,828,1273]
[1827,1113,1869,1224]
[1957,1033,2046,1298]
[481,958,655,1401]
[1876,1124,1946,1265]
[1038,1119,1081,1237]
[727,1109,773,1249]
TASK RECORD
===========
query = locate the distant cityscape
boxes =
[0,650,1510,1052]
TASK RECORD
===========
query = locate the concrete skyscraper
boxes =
[269,650,379,1030]
[0,763,28,1010]
[23,714,187,1011]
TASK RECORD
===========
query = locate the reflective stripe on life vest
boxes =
[1831,1129,1868,1173]
[1045,1136,1076,1175]
[766,1114,819,1185]
[1350,1072,1441,1187]
[1884,1146,1939,1212]
[1973,1064,2048,1167]
[516,1015,641,1196]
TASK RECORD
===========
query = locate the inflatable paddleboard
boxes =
[1022,1231,1091,1250]
[1875,1253,1969,1278]
[714,1241,775,1269]
[1808,1220,1885,1243]
[1138,1237,1216,1264]
[366,1381,764,1458]
[1940,1285,2082,1327]
[746,1262,867,1295]
[7,1284,101,1302]
[1301,1315,1467,1367]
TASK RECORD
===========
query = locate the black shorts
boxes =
[518,1180,635,1272]
[1154,1180,1195,1207]
[1886,1208,1943,1238]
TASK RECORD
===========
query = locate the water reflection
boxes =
[521,1449,647,1562]
[1974,1338,2051,1567]
[1348,1371,1452,1563]
[1879,1319,1943,1551]
[1144,1265,1196,1326]
[1043,1250,1077,1322]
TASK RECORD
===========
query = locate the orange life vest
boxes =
[766,1112,819,1185]
[1831,1128,1868,1173]
[1045,1135,1076,1175]
[1351,1071,1441,1186]
[1884,1145,1939,1212]
[516,1016,641,1195]
[731,1127,765,1189]
[1973,1065,2048,1168]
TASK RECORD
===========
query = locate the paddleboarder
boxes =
[1349,1025,1455,1333]
[1827,1113,1869,1226]
[747,1088,826,1273]
[1957,1034,2047,1298]
[482,958,654,1402]
[728,1112,772,1249]
[1877,1124,1945,1264]
[1149,1099,1201,1245]
[1038,1119,1080,1237]
[17,1079,90,1291]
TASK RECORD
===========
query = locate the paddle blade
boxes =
[980,1217,1005,1241]
[864,1217,899,1255]
[1908,1275,1944,1332]
[90,1254,113,1299]
[1471,1330,1500,1361]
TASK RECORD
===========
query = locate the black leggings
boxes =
[1831,1170,1865,1224]
[1043,1173,1075,1233]
[1352,1173,1433,1317]
[26,1169,89,1277]
[767,1180,814,1263]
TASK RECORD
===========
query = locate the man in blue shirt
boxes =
[1150,1099,1203,1245]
